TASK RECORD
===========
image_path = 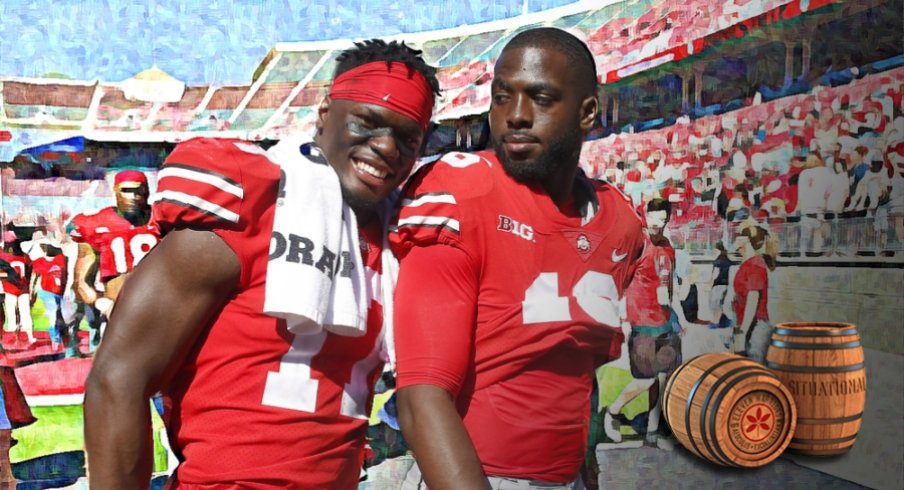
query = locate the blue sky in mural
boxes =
[0,0,578,85]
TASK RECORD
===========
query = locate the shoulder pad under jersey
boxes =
[391,151,496,256]
[151,138,268,234]
[68,207,118,243]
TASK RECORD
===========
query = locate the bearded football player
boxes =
[392,27,645,489]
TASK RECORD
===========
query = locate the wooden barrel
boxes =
[663,352,796,468]
[766,322,866,456]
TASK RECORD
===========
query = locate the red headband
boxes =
[114,169,148,187]
[329,61,434,129]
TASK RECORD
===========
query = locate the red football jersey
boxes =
[391,151,645,482]
[152,138,387,489]
[32,254,67,295]
[0,252,31,296]
[69,206,159,282]
[732,255,770,326]
[0,366,36,429]
[624,238,675,327]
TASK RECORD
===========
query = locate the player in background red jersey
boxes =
[732,223,776,363]
[601,198,688,449]
[0,234,34,346]
[84,40,439,489]
[67,169,159,352]
[392,28,644,490]
[30,236,70,351]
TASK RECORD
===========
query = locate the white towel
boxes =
[264,134,368,337]
[377,195,400,370]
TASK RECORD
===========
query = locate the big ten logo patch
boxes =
[497,215,534,242]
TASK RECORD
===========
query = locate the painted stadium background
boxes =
[1,0,902,488]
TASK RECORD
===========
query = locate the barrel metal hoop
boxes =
[774,328,858,337]
[663,353,700,420]
[797,412,863,425]
[791,433,858,445]
[708,371,781,464]
[700,364,776,466]
[769,340,861,349]
[685,357,745,464]
[765,362,865,372]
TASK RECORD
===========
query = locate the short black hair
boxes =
[646,197,672,221]
[740,224,768,251]
[501,27,598,96]
[334,39,441,97]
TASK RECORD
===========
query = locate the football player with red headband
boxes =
[67,169,159,353]
[392,28,644,489]
[84,39,439,489]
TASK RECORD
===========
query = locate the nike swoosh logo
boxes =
[611,249,628,262]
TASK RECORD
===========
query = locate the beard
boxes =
[121,206,150,226]
[494,124,583,184]
[339,183,379,216]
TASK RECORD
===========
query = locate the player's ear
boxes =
[579,95,598,132]
[316,97,332,134]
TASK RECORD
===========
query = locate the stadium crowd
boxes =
[580,65,904,257]
[0,1,901,486]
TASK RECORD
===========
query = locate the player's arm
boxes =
[846,179,867,210]
[102,273,127,302]
[27,258,39,299]
[73,243,99,305]
[394,245,490,490]
[84,227,240,490]
[709,262,720,291]
[671,288,691,334]
[670,262,691,333]
[62,246,77,299]
[738,261,767,335]
[29,265,39,304]
[740,291,759,334]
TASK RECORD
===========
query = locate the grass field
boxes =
[596,364,651,438]
[11,404,169,471]
[5,295,169,472]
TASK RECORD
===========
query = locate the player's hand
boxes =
[620,320,631,337]
[656,286,669,306]
[95,297,114,319]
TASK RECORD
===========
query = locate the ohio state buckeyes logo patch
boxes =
[576,234,591,252]
[561,229,605,262]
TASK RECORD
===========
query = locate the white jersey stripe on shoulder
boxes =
[233,141,270,157]
[150,189,240,223]
[401,193,456,208]
[396,215,461,233]
[158,166,244,199]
